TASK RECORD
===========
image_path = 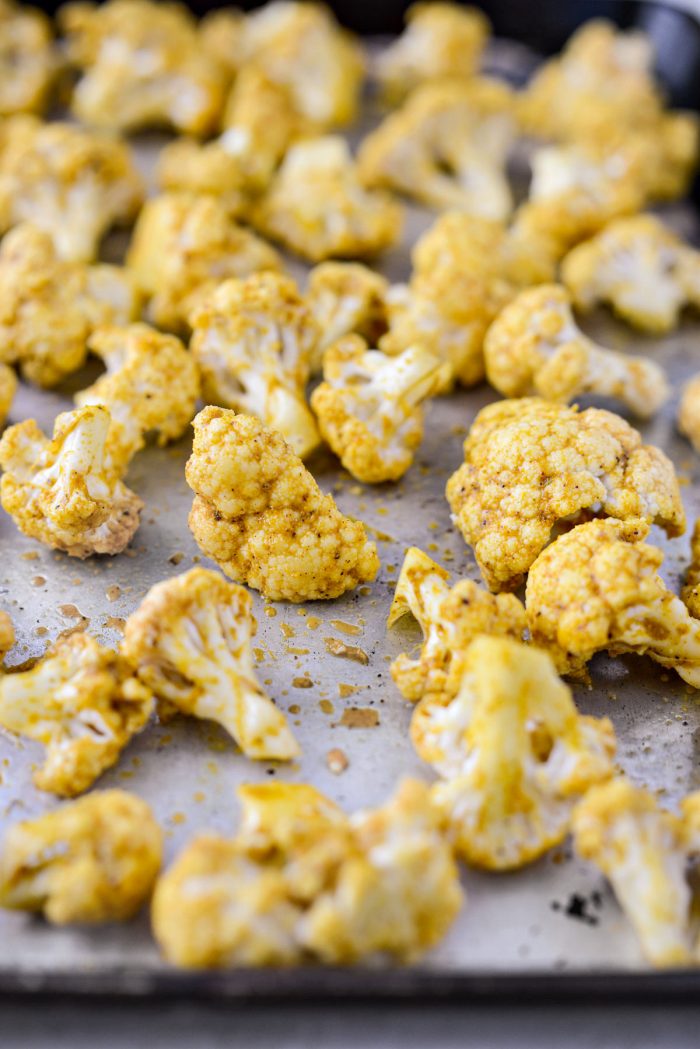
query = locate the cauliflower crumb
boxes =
[0,363,17,428]
[306,261,389,370]
[681,519,700,620]
[0,610,14,656]
[679,375,700,457]
[0,0,55,117]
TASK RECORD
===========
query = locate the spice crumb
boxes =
[326,748,349,774]
[340,707,379,729]
[324,637,369,664]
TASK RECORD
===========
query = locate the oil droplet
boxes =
[193,791,206,803]
[288,704,301,715]
[171,812,186,825]
[340,707,379,728]
[31,576,45,587]
[338,683,358,698]
[253,647,265,662]
[293,676,313,688]
[280,622,295,639]
[319,699,334,715]
[264,607,278,618]
[58,604,83,618]
[326,748,349,774]
[330,619,362,636]
[306,616,322,630]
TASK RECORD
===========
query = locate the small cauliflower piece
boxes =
[126,193,282,333]
[252,137,402,263]
[484,283,669,418]
[186,406,379,602]
[447,398,684,592]
[388,546,526,704]
[310,335,447,483]
[0,115,143,262]
[414,637,615,870]
[0,790,162,924]
[679,375,700,457]
[189,273,320,460]
[681,519,700,620]
[0,633,153,796]
[306,262,389,370]
[122,567,298,761]
[0,364,17,428]
[0,611,14,658]
[0,405,143,558]
[0,0,55,117]
[152,777,462,968]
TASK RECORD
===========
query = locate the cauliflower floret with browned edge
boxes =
[0,116,143,262]
[681,519,700,620]
[446,398,685,593]
[358,78,515,218]
[388,546,526,704]
[0,405,143,558]
[562,215,700,333]
[484,284,669,418]
[0,790,162,924]
[311,335,447,483]
[186,407,379,602]
[152,777,462,968]
[126,193,282,334]
[122,567,298,761]
[0,365,16,428]
[0,224,140,388]
[0,633,153,796]
[252,137,402,264]
[0,611,14,658]
[413,637,615,871]
[0,0,56,117]
[376,2,489,104]
[189,273,320,460]
[306,262,389,371]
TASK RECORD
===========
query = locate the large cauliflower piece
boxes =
[252,137,402,263]
[75,323,200,475]
[306,261,389,369]
[311,335,447,483]
[0,790,162,924]
[358,78,515,218]
[152,778,462,967]
[0,0,55,117]
[189,273,320,460]
[681,519,700,620]
[0,633,153,796]
[58,0,226,135]
[446,398,684,592]
[0,115,143,262]
[484,284,669,418]
[0,405,143,558]
[186,406,379,602]
[126,193,282,333]
[122,567,299,761]
[526,518,700,687]
[414,637,615,870]
[0,364,16,428]
[388,546,526,704]
[0,224,140,388]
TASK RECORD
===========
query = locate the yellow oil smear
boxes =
[330,619,362,636]
[306,616,322,630]
[280,622,295,639]
[264,607,278,618]
[286,646,310,656]
[338,683,358,698]
[319,699,334,715]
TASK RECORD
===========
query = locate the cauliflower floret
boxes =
[358,78,515,218]
[0,790,162,924]
[562,215,700,334]
[376,2,489,104]
[75,323,200,476]
[0,405,143,558]
[0,364,17,428]
[152,777,462,967]
[58,0,226,135]
[122,567,299,761]
[414,637,615,870]
[0,610,14,657]
[446,398,685,592]
[189,273,320,460]
[0,224,140,388]
[126,193,282,333]
[0,115,143,262]
[484,283,670,418]
[252,137,402,263]
[388,547,526,704]
[572,778,700,968]
[526,518,700,688]
[681,519,700,620]
[0,633,153,796]
[306,262,389,371]
[0,0,55,117]
[186,406,379,602]
[310,335,447,483]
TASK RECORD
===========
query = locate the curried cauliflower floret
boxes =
[58,0,226,135]
[306,261,389,370]
[0,364,17,429]
[0,224,140,388]
[681,519,700,620]
[0,610,14,658]
[152,777,462,967]
[526,518,700,688]
[562,215,700,333]
[388,546,526,704]
[189,273,320,460]
[0,115,143,262]
[358,78,515,218]
[186,406,379,602]
[484,283,670,418]
[75,323,200,476]
[0,633,153,796]
[446,398,685,593]
[0,0,56,117]
[251,137,402,263]
[126,193,282,333]
[0,405,143,558]
[0,790,162,924]
[376,2,489,104]
[122,567,299,761]
[310,335,447,483]
[414,637,615,870]
[199,7,245,79]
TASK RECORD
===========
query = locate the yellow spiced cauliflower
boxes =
[186,406,379,602]
[0,0,56,117]
[306,262,389,370]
